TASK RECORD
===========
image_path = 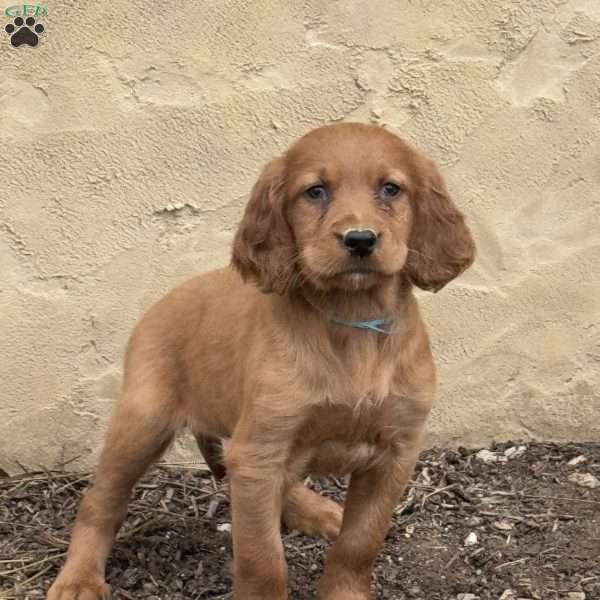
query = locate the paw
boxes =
[4,16,44,47]
[311,496,343,540]
[47,572,110,600]
[320,592,369,600]
[318,570,371,600]
[283,488,343,541]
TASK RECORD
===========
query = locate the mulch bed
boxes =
[1,441,599,600]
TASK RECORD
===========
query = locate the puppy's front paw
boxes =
[47,571,110,600]
[318,571,370,600]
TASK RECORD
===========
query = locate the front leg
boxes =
[225,411,299,600]
[317,442,422,600]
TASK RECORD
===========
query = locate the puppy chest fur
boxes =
[290,397,424,477]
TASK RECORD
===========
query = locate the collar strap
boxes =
[329,316,395,335]
[303,295,395,335]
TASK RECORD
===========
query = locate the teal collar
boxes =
[329,316,394,335]
[304,295,395,335]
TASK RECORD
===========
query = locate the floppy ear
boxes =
[406,158,475,292]
[231,157,296,295]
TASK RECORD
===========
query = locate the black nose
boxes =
[342,229,378,258]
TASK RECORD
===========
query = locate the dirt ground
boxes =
[1,441,599,600]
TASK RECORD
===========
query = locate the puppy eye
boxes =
[305,185,328,202]
[380,182,403,199]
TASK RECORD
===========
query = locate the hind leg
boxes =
[193,433,226,480]
[47,379,180,600]
[283,482,343,541]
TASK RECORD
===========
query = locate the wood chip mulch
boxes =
[1,441,599,600]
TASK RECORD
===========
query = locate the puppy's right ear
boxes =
[231,157,296,295]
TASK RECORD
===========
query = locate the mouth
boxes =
[336,268,378,290]
[338,267,376,276]
[333,268,379,288]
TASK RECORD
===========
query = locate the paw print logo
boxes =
[5,16,44,47]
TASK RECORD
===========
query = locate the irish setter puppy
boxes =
[48,123,475,600]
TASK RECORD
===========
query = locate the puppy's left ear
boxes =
[231,156,296,295]
[406,157,475,292]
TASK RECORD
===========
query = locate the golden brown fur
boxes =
[48,123,475,600]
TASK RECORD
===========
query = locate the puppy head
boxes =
[232,123,475,294]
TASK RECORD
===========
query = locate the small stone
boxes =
[476,450,505,464]
[565,593,585,600]
[568,455,587,466]
[504,446,527,459]
[568,473,600,489]
[499,591,516,600]
[457,594,479,600]
[464,531,478,546]
[217,522,232,533]
[493,520,514,531]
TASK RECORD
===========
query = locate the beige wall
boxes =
[1,1,599,474]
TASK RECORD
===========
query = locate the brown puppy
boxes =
[48,123,475,600]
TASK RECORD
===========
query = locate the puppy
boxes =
[48,123,475,600]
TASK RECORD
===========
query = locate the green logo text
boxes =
[4,3,46,17]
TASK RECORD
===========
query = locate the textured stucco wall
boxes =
[1,1,599,474]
